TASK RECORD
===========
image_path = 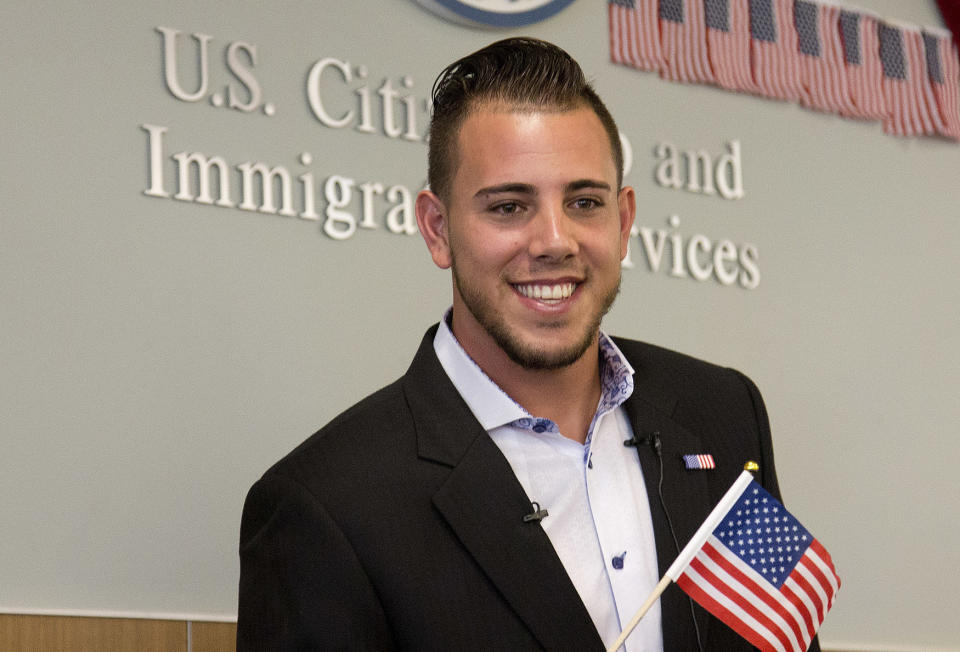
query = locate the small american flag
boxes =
[683,453,716,469]
[749,0,804,101]
[660,0,715,83]
[795,0,856,114]
[705,0,761,93]
[669,472,840,652]
[609,0,663,72]
[879,22,942,137]
[923,29,960,140]
[839,9,886,120]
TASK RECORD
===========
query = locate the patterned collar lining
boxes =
[508,333,635,443]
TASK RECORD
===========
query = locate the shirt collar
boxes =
[433,310,635,435]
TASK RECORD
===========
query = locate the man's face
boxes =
[422,103,635,370]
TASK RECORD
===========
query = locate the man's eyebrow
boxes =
[566,179,612,193]
[474,183,535,198]
[473,179,613,198]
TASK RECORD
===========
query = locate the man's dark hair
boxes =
[427,37,624,203]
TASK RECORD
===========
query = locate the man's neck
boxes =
[454,327,602,445]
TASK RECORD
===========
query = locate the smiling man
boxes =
[239,38,801,651]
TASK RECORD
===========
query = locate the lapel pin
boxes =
[683,454,716,470]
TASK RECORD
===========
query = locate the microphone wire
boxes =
[650,434,704,652]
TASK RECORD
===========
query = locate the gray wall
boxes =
[2,1,958,649]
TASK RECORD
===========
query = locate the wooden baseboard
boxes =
[191,621,236,652]
[2,614,869,652]
[0,614,235,652]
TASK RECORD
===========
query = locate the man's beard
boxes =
[451,265,620,371]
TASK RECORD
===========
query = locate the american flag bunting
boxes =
[879,22,943,137]
[749,0,804,101]
[838,9,887,120]
[606,0,960,143]
[660,0,716,83]
[923,29,960,140]
[667,471,840,652]
[705,0,761,93]
[795,0,857,114]
[609,0,663,72]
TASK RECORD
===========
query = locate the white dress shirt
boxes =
[433,315,664,652]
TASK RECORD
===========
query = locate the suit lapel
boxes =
[622,377,713,650]
[403,327,604,651]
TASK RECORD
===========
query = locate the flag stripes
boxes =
[924,30,960,139]
[609,0,663,71]
[676,534,838,652]
[880,24,941,136]
[706,0,760,92]
[840,10,886,120]
[660,0,715,82]
[796,1,856,114]
[750,0,803,100]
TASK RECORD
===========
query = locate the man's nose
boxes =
[527,204,578,260]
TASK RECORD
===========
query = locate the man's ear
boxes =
[617,186,637,261]
[416,190,452,269]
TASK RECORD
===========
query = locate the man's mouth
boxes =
[513,282,578,303]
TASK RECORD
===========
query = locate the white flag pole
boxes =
[604,466,757,652]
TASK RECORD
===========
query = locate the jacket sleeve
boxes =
[237,472,395,651]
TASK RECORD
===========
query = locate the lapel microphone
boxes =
[623,430,661,456]
[522,501,549,523]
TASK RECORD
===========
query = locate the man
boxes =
[239,38,802,651]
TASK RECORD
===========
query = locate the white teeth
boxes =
[515,282,577,301]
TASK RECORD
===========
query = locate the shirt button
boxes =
[612,551,627,569]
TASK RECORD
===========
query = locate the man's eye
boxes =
[572,197,601,210]
[492,202,522,215]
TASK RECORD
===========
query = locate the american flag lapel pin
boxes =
[683,454,715,470]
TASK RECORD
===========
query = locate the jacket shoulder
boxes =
[611,335,753,392]
[261,377,414,488]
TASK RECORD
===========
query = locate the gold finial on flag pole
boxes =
[744,460,759,472]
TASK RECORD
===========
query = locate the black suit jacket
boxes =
[238,326,811,651]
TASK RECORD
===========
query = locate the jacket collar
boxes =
[403,325,605,650]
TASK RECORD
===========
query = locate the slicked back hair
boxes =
[427,37,624,204]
